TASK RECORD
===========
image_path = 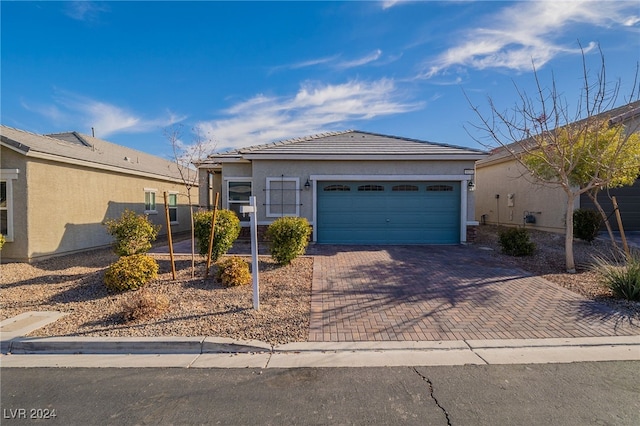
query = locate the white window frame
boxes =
[168,191,179,224]
[266,177,300,217]
[0,169,19,242]
[144,188,158,214]
[225,178,252,223]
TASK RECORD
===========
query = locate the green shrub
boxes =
[498,227,535,256]
[573,208,601,243]
[216,256,252,287]
[104,254,159,292]
[594,251,640,301]
[104,209,160,256]
[266,217,312,265]
[0,234,5,251]
[193,209,241,262]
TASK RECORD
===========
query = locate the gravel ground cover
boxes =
[1,227,638,343]
[1,245,312,345]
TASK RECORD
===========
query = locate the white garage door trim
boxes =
[310,174,472,243]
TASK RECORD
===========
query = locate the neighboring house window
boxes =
[144,189,157,213]
[168,193,178,224]
[0,169,18,242]
[227,180,252,222]
[266,177,299,217]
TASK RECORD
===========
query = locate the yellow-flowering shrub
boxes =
[216,256,251,287]
[104,254,159,292]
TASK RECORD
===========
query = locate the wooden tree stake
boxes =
[205,192,220,277]
[163,191,177,280]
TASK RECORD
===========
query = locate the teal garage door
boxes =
[317,181,461,244]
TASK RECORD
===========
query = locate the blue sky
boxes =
[2,1,639,158]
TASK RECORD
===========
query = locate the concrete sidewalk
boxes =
[1,312,639,368]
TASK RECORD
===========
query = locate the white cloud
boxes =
[64,2,109,22]
[273,50,384,72]
[24,90,185,138]
[337,49,383,69]
[422,0,640,78]
[381,1,410,10]
[289,55,342,70]
[197,79,423,151]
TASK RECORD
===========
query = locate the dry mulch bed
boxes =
[1,228,638,344]
[0,246,312,345]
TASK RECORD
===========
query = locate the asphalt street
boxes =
[2,362,639,425]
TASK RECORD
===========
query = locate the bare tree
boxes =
[466,46,639,273]
[165,124,216,277]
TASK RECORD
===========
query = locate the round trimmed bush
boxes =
[498,227,535,256]
[573,208,601,242]
[104,254,159,292]
[266,217,312,265]
[104,209,160,256]
[193,209,241,262]
[216,256,252,287]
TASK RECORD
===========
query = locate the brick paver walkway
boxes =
[307,245,639,342]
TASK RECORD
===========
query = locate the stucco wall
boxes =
[475,158,578,232]
[1,148,28,259]
[1,150,197,262]
[219,159,479,226]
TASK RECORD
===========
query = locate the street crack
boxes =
[413,367,452,426]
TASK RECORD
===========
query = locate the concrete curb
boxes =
[2,335,638,368]
[1,311,638,367]
[6,336,274,355]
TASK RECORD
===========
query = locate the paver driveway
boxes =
[306,245,639,341]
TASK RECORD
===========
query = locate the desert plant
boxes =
[0,234,5,251]
[104,254,159,292]
[193,209,241,262]
[593,251,640,301]
[266,217,312,265]
[573,208,601,243]
[121,288,169,322]
[104,209,160,256]
[498,227,535,257]
[216,256,252,287]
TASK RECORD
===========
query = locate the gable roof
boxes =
[201,130,486,165]
[1,126,194,183]
[478,100,640,167]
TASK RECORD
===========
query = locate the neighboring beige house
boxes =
[1,126,197,262]
[475,101,640,232]
[197,130,487,244]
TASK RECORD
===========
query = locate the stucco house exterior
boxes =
[475,101,640,232]
[1,126,197,262]
[197,130,487,244]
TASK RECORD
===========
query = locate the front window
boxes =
[1,181,7,236]
[0,169,18,241]
[266,177,299,217]
[227,181,252,222]
[168,193,178,223]
[144,189,157,213]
